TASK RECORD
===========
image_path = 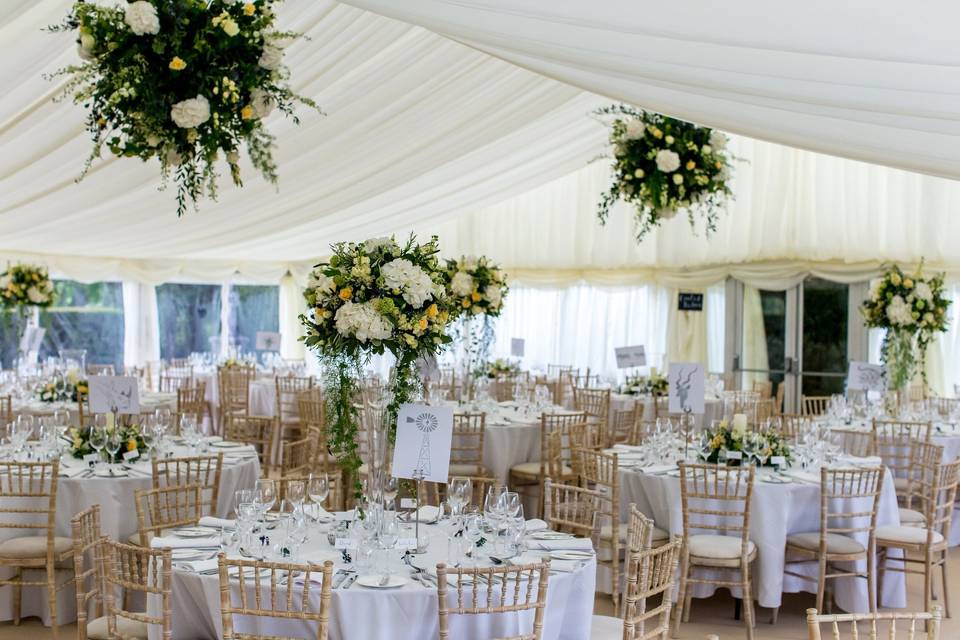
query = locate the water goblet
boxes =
[307,473,329,516]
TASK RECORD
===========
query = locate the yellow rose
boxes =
[338,287,352,301]
[461,298,471,308]
[418,317,428,331]
[221,18,240,37]
[470,292,481,302]
[903,278,914,288]
[685,160,695,170]
[243,3,256,15]
[426,303,438,318]
[126,439,138,452]
[241,105,254,120]
[168,56,186,71]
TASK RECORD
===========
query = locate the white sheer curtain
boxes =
[706,283,726,373]
[489,284,671,379]
[121,282,159,368]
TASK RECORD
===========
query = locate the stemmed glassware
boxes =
[307,473,329,517]
[378,513,400,583]
[255,479,276,520]
[382,476,398,510]
[105,428,122,474]
[448,477,472,516]
[88,423,106,470]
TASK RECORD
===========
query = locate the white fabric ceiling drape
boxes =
[344,0,960,179]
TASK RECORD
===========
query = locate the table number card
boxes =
[614,345,646,368]
[392,403,454,483]
[255,331,282,351]
[88,376,141,415]
[510,338,525,358]
[847,361,887,392]
[668,362,705,414]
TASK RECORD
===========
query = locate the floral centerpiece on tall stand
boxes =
[301,236,453,499]
[444,256,509,393]
[0,264,55,364]
[861,262,951,393]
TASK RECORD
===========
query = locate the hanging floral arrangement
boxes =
[48,0,321,216]
[861,262,951,391]
[301,235,454,488]
[444,255,509,370]
[596,104,735,241]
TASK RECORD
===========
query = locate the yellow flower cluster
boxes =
[211,10,240,37]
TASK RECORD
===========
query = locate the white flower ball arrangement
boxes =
[48,0,320,216]
[444,255,509,318]
[0,264,55,311]
[596,104,736,240]
[861,262,951,391]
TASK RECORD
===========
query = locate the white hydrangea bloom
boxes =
[363,237,396,253]
[709,130,728,151]
[334,301,392,342]
[450,271,474,297]
[381,258,434,308]
[124,1,160,36]
[655,149,681,173]
[886,295,914,326]
[914,281,933,302]
[484,285,502,308]
[26,286,47,304]
[307,270,334,294]
[249,88,275,119]
[170,95,210,129]
[623,119,646,140]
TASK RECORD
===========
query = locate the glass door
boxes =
[798,277,849,396]
[734,285,798,408]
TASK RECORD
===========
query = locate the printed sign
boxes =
[88,376,140,415]
[510,338,525,358]
[255,331,281,351]
[668,363,705,414]
[392,403,454,483]
[847,361,887,392]
[614,345,646,369]
[678,293,704,311]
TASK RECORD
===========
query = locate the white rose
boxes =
[307,271,334,294]
[462,255,479,271]
[258,45,283,71]
[450,271,474,297]
[672,174,684,185]
[145,133,162,147]
[709,130,728,151]
[0,276,10,289]
[170,95,210,129]
[701,144,712,154]
[484,285,502,308]
[623,119,645,140]
[124,1,160,36]
[249,88,275,119]
[363,237,396,253]
[655,149,681,173]
[26,286,46,304]
[914,281,933,302]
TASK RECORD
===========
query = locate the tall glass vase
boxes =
[364,390,394,507]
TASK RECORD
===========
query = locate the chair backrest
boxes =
[159,366,193,393]
[805,606,941,640]
[436,560,551,640]
[542,478,603,539]
[71,505,102,640]
[176,382,207,423]
[219,368,253,415]
[554,369,580,407]
[778,414,806,441]
[678,463,753,551]
[88,364,116,376]
[0,395,11,425]
[151,454,223,517]
[802,395,831,416]
[134,483,203,545]
[611,405,641,445]
[831,427,874,458]
[218,555,334,640]
[872,419,931,481]
[281,437,314,477]
[578,448,619,538]
[275,376,314,422]
[0,461,58,550]
[100,538,173,640]
[622,539,683,640]
[751,380,772,399]
[494,372,531,402]
[298,394,325,430]
[818,467,884,549]
[538,412,590,477]
[910,443,960,543]
[572,386,611,423]
[451,412,485,474]
[626,503,656,552]
[224,415,275,468]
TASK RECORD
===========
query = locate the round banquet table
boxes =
[615,464,906,612]
[0,439,260,627]
[472,402,562,485]
[12,391,177,424]
[149,521,595,640]
[610,392,724,429]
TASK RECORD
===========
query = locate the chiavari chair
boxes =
[830,427,874,458]
[281,437,314,478]
[133,483,203,547]
[100,539,173,640]
[218,367,253,432]
[0,461,73,639]
[782,466,884,616]
[449,412,488,476]
[900,441,943,526]
[674,463,756,640]
[872,419,931,499]
[218,555,335,640]
[509,412,586,515]
[628,420,655,447]
[275,375,314,443]
[224,415,276,472]
[419,475,499,508]
[579,447,628,609]
[71,505,103,640]
[436,559,551,640]
[176,381,208,427]
[802,395,831,416]
[0,395,11,425]
[158,366,193,393]
[611,404,641,445]
[751,380,772,399]
[572,386,611,446]
[806,606,941,640]
[555,369,580,408]
[151,453,223,518]
[928,396,960,418]
[777,414,806,442]
[877,444,960,617]
[542,478,604,539]
[624,504,670,553]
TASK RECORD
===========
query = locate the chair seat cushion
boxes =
[876,525,945,546]
[786,532,865,555]
[898,507,926,527]
[87,614,149,640]
[600,523,669,543]
[509,461,573,477]
[589,614,622,639]
[0,535,72,559]
[687,534,756,567]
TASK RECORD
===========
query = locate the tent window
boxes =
[226,285,279,353]
[157,284,222,359]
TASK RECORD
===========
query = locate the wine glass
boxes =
[382,476,398,509]
[88,424,106,469]
[499,491,521,519]
[377,514,400,582]
[105,428,122,473]
[154,408,171,436]
[256,479,276,517]
[53,409,69,428]
[464,506,484,565]
[448,477,472,515]
[307,473,329,517]
[286,480,306,510]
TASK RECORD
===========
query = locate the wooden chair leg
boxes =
[942,550,952,619]
[672,552,689,638]
[924,554,933,616]
[742,574,755,640]
[877,547,886,609]
[868,546,877,613]
[816,558,827,614]
[47,567,58,640]
[13,568,21,625]
[769,606,779,624]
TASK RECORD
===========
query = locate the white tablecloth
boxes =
[150,521,595,640]
[12,392,177,424]
[617,466,906,612]
[0,441,261,626]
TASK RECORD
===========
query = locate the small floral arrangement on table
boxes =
[0,264,55,311]
[861,262,950,391]
[47,0,321,216]
[702,418,791,466]
[476,358,521,379]
[38,378,88,404]
[68,424,146,462]
[596,104,735,241]
[620,371,668,396]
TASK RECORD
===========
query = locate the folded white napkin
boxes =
[198,517,235,530]
[150,536,220,550]
[510,552,578,572]
[525,519,548,533]
[60,465,89,478]
[640,464,675,475]
[526,537,594,552]
[416,505,440,522]
[182,559,219,573]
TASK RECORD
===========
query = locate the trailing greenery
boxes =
[47,0,321,216]
[596,104,735,241]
